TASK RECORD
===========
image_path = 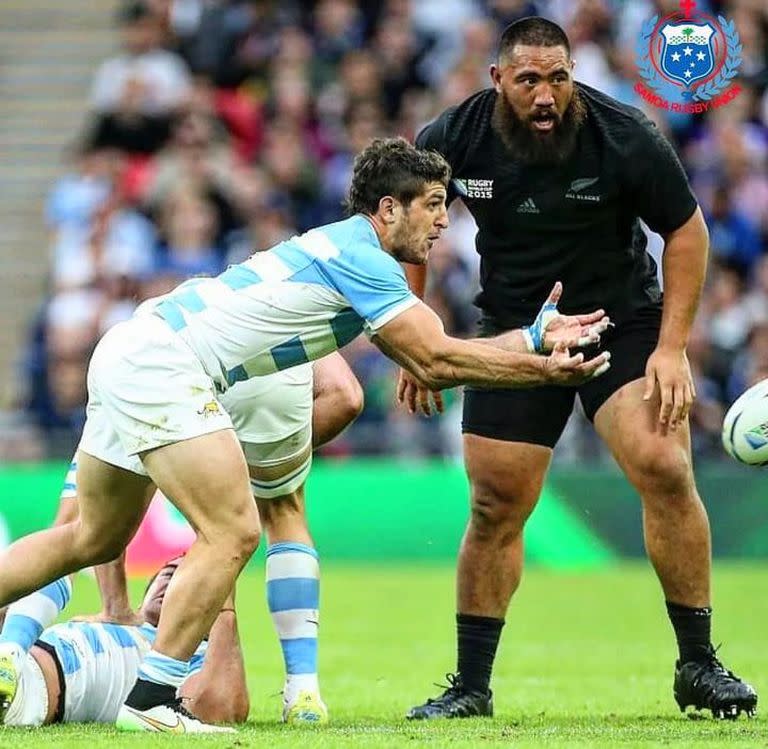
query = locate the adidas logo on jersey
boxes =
[516,197,540,214]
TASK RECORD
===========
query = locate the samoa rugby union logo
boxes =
[635,0,742,113]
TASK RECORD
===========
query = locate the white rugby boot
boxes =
[116,699,236,733]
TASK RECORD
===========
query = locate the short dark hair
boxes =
[346,137,451,216]
[498,17,571,61]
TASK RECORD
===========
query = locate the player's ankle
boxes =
[124,678,176,710]
[284,674,320,704]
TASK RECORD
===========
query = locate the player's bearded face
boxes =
[491,47,586,164]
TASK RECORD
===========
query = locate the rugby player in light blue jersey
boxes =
[0,137,611,733]
[2,556,248,729]
[32,350,363,727]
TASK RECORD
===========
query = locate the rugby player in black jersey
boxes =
[403,17,756,721]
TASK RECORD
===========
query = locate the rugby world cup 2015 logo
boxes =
[635,0,742,114]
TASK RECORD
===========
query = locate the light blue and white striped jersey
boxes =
[33,621,206,724]
[141,215,419,393]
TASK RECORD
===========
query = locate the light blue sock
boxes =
[138,649,189,688]
[0,577,72,656]
[266,542,320,701]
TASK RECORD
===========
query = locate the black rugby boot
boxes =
[674,646,757,719]
[406,673,493,720]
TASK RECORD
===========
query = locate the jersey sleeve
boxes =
[628,121,698,234]
[324,248,419,334]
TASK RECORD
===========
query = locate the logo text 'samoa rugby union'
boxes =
[635,0,742,114]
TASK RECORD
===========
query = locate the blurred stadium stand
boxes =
[0,0,766,464]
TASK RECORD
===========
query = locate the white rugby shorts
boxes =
[79,315,233,475]
[77,314,313,493]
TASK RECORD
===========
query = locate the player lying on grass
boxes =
[0,352,363,726]
[0,137,611,733]
[1,556,248,728]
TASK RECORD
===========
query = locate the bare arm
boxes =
[94,554,144,624]
[375,302,610,390]
[403,262,427,299]
[179,590,249,724]
[394,280,609,414]
[643,207,709,431]
[658,207,708,351]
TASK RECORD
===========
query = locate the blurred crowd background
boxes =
[6,0,768,462]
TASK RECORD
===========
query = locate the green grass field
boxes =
[0,562,765,748]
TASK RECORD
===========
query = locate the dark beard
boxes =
[491,87,586,165]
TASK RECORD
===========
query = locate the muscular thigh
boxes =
[74,450,154,546]
[593,379,694,494]
[464,434,552,518]
[140,429,258,535]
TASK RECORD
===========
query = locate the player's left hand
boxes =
[643,345,696,434]
[527,282,611,353]
[396,368,444,417]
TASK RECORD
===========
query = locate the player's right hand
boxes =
[396,368,444,416]
[71,608,145,626]
[543,341,611,385]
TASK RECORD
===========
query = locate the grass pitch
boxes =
[0,562,765,748]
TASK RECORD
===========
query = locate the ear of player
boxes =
[522,281,611,354]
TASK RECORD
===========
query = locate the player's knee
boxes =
[469,483,531,540]
[75,523,126,566]
[227,522,261,565]
[631,444,694,498]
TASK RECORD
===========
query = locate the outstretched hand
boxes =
[526,282,611,353]
[396,368,444,417]
[544,341,612,386]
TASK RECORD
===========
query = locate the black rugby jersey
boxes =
[415,83,698,330]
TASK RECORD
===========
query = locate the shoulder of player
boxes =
[321,215,398,272]
[578,83,661,154]
[418,89,495,161]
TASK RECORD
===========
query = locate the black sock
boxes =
[666,601,713,664]
[456,613,504,694]
[124,678,177,710]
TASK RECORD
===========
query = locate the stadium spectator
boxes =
[89,1,191,153]
[154,188,224,278]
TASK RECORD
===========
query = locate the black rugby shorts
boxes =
[462,305,662,448]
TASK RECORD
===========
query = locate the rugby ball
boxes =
[722,378,768,465]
